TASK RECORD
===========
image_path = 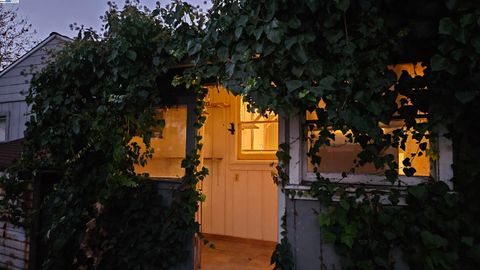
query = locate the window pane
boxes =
[239,100,278,159]
[132,106,187,179]
[307,120,430,176]
[240,122,278,154]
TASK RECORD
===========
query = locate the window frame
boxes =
[132,84,197,181]
[0,112,9,143]
[236,98,278,161]
[285,113,453,189]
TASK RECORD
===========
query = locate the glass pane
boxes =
[307,120,430,176]
[132,106,187,179]
[240,121,278,154]
[239,99,278,159]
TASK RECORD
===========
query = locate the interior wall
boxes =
[200,86,278,242]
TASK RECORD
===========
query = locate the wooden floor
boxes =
[200,234,276,270]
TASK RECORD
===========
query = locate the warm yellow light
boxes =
[131,106,187,179]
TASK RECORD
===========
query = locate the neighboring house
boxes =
[0,32,70,270]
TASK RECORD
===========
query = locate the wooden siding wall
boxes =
[0,35,67,270]
[0,37,66,141]
[0,222,29,270]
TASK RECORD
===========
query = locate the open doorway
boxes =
[198,86,278,269]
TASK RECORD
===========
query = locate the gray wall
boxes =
[285,197,409,270]
[285,198,341,270]
[0,35,68,141]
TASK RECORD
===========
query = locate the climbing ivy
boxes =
[193,0,480,269]
[1,0,480,269]
[2,2,209,269]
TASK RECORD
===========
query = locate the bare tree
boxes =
[0,5,36,70]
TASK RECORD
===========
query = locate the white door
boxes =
[200,87,278,242]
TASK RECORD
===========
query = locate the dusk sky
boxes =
[6,0,209,41]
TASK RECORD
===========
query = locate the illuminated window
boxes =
[131,106,187,179]
[305,63,430,178]
[306,119,430,177]
[238,100,278,160]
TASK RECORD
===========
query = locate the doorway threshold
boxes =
[200,234,276,270]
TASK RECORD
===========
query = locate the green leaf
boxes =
[339,199,350,210]
[461,236,474,247]
[402,157,412,167]
[291,65,304,77]
[439,18,456,35]
[285,37,297,50]
[408,185,426,199]
[341,224,357,248]
[287,17,301,29]
[460,13,475,27]
[126,50,137,61]
[217,47,229,61]
[188,41,202,55]
[305,0,319,12]
[292,44,308,64]
[430,55,449,72]
[335,0,350,11]
[323,231,336,243]
[253,27,263,40]
[421,230,448,249]
[266,29,282,44]
[419,142,428,151]
[445,0,457,10]
[236,15,248,27]
[152,57,161,66]
[234,27,243,40]
[72,118,80,135]
[318,214,331,227]
[455,90,477,104]
[298,89,309,99]
[318,76,336,91]
[285,80,303,92]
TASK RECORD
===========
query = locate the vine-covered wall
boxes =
[0,0,479,269]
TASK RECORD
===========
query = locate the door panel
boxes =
[201,87,278,242]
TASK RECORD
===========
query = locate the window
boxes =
[305,119,430,177]
[0,116,7,142]
[131,106,187,179]
[302,63,431,184]
[238,100,278,160]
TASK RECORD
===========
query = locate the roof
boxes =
[0,32,72,77]
[0,139,23,169]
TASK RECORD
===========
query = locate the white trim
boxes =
[0,33,72,77]
[284,184,408,205]
[303,173,427,186]
[288,112,302,185]
[277,116,286,242]
[287,114,454,188]
[0,112,9,142]
[433,126,454,189]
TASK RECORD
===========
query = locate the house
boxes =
[0,33,456,270]
[132,65,455,269]
[0,32,70,270]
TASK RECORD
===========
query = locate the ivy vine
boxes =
[1,0,480,269]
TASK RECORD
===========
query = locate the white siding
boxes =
[0,34,69,270]
[0,35,68,141]
[0,221,29,270]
